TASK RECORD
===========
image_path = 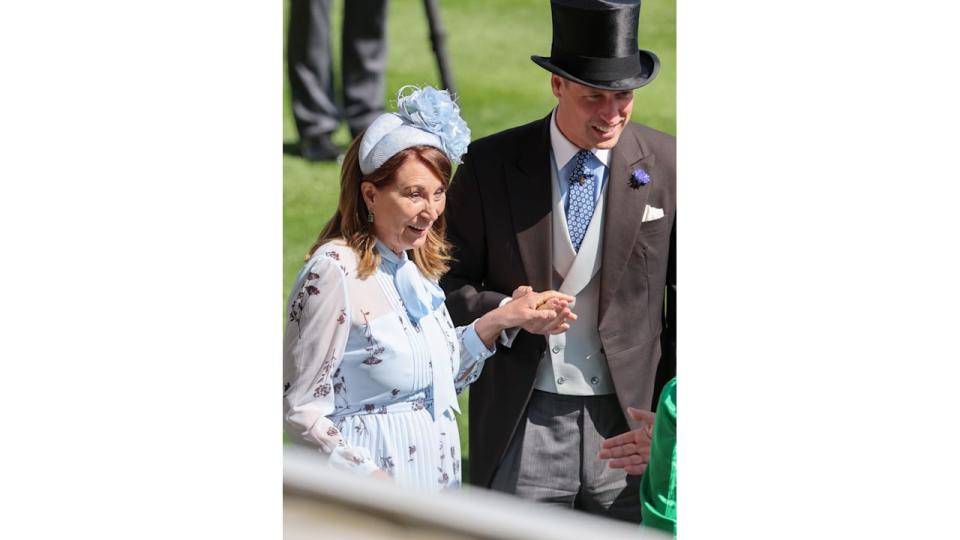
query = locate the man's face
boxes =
[552,75,634,150]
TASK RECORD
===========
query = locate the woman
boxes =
[283,86,574,490]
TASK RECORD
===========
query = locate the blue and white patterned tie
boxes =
[566,150,597,252]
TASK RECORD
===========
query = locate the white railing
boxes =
[284,443,673,540]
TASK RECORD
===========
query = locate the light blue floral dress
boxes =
[283,239,494,490]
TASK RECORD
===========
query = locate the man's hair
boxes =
[307,135,453,280]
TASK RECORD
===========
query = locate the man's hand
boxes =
[510,286,577,335]
[511,285,534,300]
[598,407,656,475]
[474,287,577,347]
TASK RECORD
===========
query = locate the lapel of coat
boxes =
[558,188,605,296]
[504,115,553,293]
[599,125,655,322]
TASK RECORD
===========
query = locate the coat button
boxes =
[552,346,561,354]
[557,377,565,385]
[590,376,600,385]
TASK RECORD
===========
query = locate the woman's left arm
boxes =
[447,289,576,392]
[452,320,497,392]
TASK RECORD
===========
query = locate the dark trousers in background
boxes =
[491,390,642,524]
[287,0,387,140]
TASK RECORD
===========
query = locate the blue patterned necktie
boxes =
[566,150,597,252]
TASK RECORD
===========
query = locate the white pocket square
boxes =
[642,205,664,222]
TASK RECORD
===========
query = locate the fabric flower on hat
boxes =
[396,85,470,164]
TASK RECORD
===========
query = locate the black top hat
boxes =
[531,0,660,91]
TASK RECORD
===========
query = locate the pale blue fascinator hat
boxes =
[358,85,470,175]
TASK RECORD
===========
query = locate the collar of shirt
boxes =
[550,108,609,211]
[550,107,611,170]
[374,238,445,324]
[375,238,406,274]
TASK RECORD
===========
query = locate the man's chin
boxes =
[594,133,623,149]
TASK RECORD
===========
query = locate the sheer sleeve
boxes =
[283,256,378,476]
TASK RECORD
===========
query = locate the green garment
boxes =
[640,378,677,534]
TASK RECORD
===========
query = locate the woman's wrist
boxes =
[474,308,507,348]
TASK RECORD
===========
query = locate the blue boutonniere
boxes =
[629,168,651,189]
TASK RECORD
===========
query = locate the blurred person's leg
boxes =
[575,394,642,524]
[341,0,387,138]
[288,0,341,160]
[490,391,580,508]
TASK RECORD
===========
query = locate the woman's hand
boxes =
[512,285,569,309]
[474,288,577,347]
[368,469,392,481]
[509,286,577,335]
[499,289,575,329]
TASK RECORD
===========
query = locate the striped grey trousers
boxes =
[490,390,642,523]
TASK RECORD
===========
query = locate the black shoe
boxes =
[300,135,342,162]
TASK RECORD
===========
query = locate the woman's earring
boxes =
[367,209,375,223]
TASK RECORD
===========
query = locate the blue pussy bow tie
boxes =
[396,255,459,420]
[378,242,458,419]
[394,257,445,325]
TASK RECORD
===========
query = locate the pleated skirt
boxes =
[336,407,462,490]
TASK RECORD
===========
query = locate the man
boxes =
[441,0,675,523]
[287,0,387,161]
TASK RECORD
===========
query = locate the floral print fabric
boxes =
[283,240,493,490]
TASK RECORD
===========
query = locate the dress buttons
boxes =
[557,377,565,385]
[552,346,561,354]
[590,376,600,385]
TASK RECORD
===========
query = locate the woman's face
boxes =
[362,156,447,255]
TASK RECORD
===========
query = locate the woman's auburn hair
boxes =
[307,134,453,281]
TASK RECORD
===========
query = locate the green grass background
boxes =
[283,0,675,482]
